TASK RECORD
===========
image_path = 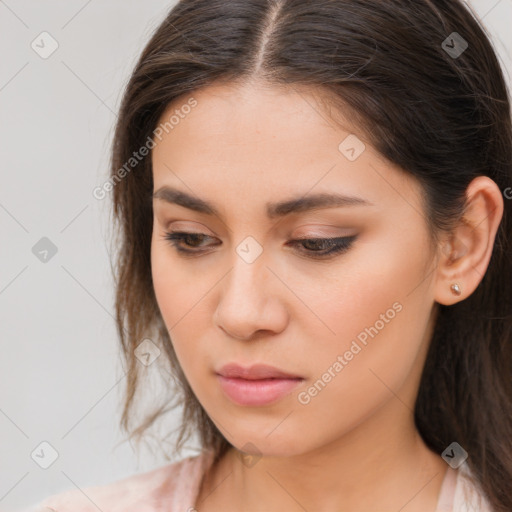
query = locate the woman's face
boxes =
[150,81,440,456]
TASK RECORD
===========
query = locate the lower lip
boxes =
[217,375,304,406]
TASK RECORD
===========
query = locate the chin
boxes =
[224,428,313,459]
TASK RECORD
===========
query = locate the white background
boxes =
[1,0,511,510]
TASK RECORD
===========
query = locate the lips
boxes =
[217,363,303,380]
[216,363,304,406]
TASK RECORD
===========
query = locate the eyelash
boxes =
[162,231,357,259]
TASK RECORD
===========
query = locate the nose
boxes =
[213,255,288,341]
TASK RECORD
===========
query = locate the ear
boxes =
[434,176,504,306]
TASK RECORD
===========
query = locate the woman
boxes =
[26,0,512,510]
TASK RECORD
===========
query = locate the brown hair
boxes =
[109,1,512,509]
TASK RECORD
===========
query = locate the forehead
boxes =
[153,81,359,159]
[150,81,422,217]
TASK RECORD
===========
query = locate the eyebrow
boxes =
[152,186,372,219]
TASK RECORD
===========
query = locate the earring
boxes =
[450,283,462,296]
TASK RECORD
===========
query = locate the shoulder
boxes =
[453,461,493,512]
[21,451,215,512]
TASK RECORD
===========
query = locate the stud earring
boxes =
[450,283,462,296]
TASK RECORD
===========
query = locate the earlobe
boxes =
[434,176,504,306]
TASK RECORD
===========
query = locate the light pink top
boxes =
[21,452,492,512]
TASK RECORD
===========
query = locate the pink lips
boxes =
[216,363,304,406]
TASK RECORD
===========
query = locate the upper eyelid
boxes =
[166,230,352,240]
[153,201,371,246]
[163,219,356,235]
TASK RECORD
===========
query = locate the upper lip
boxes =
[216,363,303,380]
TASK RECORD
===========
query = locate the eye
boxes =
[162,231,357,259]
[288,235,357,258]
[163,231,217,253]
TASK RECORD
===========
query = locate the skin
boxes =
[150,81,503,512]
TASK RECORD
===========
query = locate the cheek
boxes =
[151,232,209,323]
[150,237,217,381]
[289,231,434,426]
